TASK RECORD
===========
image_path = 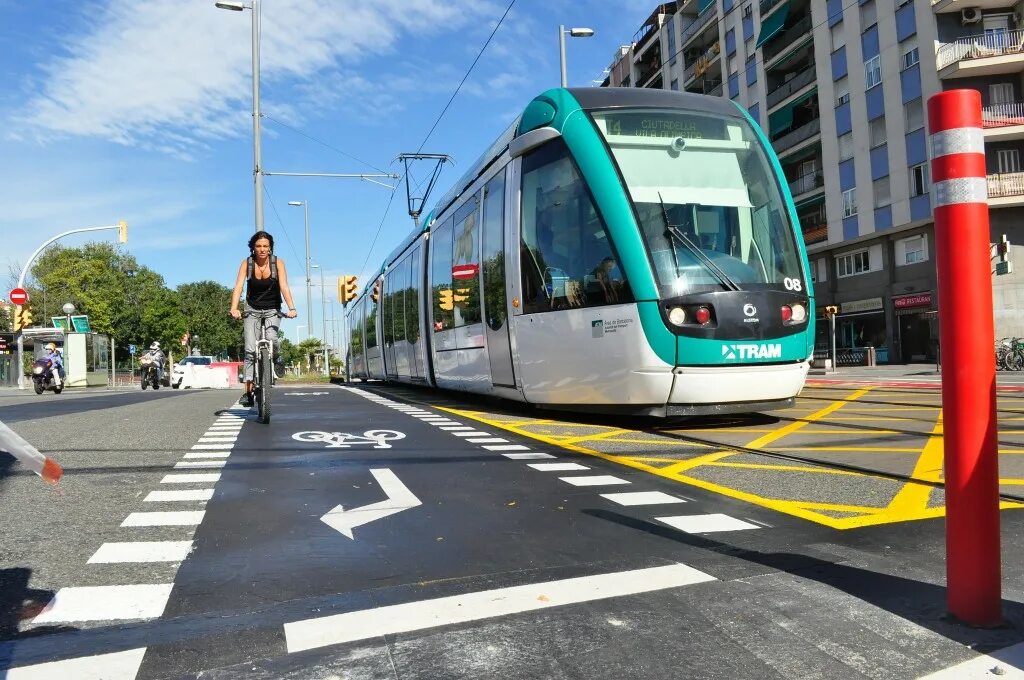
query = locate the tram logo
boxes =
[743,304,757,317]
[721,343,782,360]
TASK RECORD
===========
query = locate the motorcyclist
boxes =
[141,342,166,384]
[44,342,64,388]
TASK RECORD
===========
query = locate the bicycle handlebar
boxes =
[240,310,287,318]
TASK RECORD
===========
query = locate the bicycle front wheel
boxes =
[258,349,273,423]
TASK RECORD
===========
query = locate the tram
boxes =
[346,88,815,416]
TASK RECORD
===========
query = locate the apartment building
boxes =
[603,0,1024,363]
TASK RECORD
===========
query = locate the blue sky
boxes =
[0,0,657,341]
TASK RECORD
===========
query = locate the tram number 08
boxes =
[783,278,803,292]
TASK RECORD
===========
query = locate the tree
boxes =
[177,281,240,359]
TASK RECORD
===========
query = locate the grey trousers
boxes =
[243,309,280,382]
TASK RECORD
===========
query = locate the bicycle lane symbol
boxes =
[291,430,406,449]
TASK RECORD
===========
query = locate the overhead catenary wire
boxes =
[261,113,392,176]
[356,0,517,280]
[262,184,304,265]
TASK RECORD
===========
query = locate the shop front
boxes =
[814,297,890,363]
[894,292,936,363]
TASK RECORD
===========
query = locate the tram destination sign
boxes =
[604,111,726,141]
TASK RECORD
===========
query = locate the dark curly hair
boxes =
[248,231,275,254]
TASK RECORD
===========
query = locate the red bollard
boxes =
[928,89,1002,626]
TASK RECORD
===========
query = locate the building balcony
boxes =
[681,6,718,48]
[766,64,817,109]
[988,171,1024,206]
[788,172,825,199]
[937,29,1024,78]
[760,0,788,17]
[773,117,821,155]
[931,0,1013,14]
[801,223,828,245]
[683,43,721,85]
[763,16,812,65]
[982,102,1024,141]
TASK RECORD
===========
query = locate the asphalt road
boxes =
[2,383,1024,679]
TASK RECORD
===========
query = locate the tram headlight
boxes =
[668,306,686,326]
[791,303,807,322]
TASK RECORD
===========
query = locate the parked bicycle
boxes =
[243,310,285,423]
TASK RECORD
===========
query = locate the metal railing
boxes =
[766,65,817,109]
[683,42,720,84]
[681,6,717,47]
[772,116,821,153]
[707,82,724,96]
[763,16,812,63]
[789,173,824,195]
[937,28,1024,71]
[760,0,786,15]
[987,171,1024,197]
[982,102,1024,128]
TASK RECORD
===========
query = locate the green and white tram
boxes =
[347,88,814,416]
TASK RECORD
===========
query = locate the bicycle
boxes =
[243,310,285,424]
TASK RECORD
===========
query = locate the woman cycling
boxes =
[230,231,298,406]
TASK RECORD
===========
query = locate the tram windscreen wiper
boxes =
[657,193,741,292]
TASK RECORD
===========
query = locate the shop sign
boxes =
[893,292,933,309]
[840,297,884,314]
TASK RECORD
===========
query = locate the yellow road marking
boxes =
[744,387,872,450]
[703,461,871,477]
[774,446,924,453]
[887,413,944,514]
[1001,479,1024,485]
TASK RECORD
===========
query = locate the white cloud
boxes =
[15,0,504,153]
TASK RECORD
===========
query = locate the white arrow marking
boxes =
[320,468,421,539]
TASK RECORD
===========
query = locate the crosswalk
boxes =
[6,405,251,679]
[347,387,768,536]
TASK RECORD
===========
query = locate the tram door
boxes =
[481,171,516,387]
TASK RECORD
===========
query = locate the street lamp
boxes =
[62,303,75,335]
[311,264,329,376]
[288,200,313,340]
[215,0,263,233]
[559,25,595,87]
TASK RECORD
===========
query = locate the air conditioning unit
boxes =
[961,7,982,24]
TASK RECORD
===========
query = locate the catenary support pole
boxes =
[928,88,1002,626]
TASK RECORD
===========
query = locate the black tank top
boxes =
[247,268,282,310]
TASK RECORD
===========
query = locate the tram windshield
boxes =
[591,108,805,297]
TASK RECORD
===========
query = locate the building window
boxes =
[998,148,1020,174]
[864,55,881,89]
[990,83,1014,105]
[910,163,930,196]
[860,1,877,28]
[831,22,845,51]
[838,132,854,161]
[873,176,891,208]
[901,235,928,265]
[667,16,677,66]
[836,249,870,277]
[842,188,858,217]
[904,98,924,132]
[742,3,752,17]
[901,46,919,71]
[728,54,737,75]
[869,117,887,148]
[835,76,850,106]
[670,78,679,91]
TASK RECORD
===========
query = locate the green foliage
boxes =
[177,281,240,360]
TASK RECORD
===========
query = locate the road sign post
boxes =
[928,89,1001,626]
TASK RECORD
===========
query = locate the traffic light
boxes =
[370,279,382,304]
[438,289,454,311]
[118,220,129,244]
[13,305,33,332]
[824,305,839,318]
[338,275,359,304]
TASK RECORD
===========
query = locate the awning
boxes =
[755,2,790,48]
[768,87,818,137]
[794,192,825,209]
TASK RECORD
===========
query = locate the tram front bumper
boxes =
[666,361,810,416]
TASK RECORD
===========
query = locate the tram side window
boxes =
[406,250,420,344]
[394,258,407,344]
[350,300,364,355]
[452,193,482,327]
[366,284,378,349]
[431,218,455,332]
[520,138,632,314]
[481,173,507,332]
[383,272,396,347]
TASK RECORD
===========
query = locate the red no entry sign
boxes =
[452,264,479,281]
[9,288,28,305]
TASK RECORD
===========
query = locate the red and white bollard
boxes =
[928,89,1002,626]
